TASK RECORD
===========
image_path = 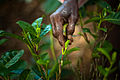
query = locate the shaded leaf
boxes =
[0,50,24,68]
[82,28,91,33]
[16,21,36,36]
[98,65,106,76]
[0,63,10,77]
[97,48,111,62]
[66,47,80,55]
[102,41,113,53]
[105,12,120,25]
[109,67,117,74]
[97,0,112,11]
[99,28,107,32]
[84,17,100,24]
[92,53,100,58]
[0,38,8,45]
[112,52,117,64]
[0,30,25,43]
[43,0,61,14]
[19,69,31,80]
[48,62,59,78]
[8,60,27,71]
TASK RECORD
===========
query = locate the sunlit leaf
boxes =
[40,24,52,37]
[32,17,43,30]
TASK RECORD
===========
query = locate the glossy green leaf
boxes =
[19,69,31,80]
[0,30,25,43]
[105,12,120,25]
[32,17,43,30]
[65,40,70,50]
[66,47,80,55]
[16,21,36,36]
[0,38,8,45]
[99,28,107,32]
[97,48,111,62]
[0,50,24,68]
[40,24,52,37]
[112,52,117,64]
[98,65,106,76]
[84,17,100,24]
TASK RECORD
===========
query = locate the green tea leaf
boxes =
[8,60,27,71]
[0,50,24,68]
[0,30,25,43]
[16,21,36,36]
[99,28,107,32]
[92,53,100,58]
[98,65,106,76]
[66,47,80,55]
[112,52,117,64]
[32,17,43,30]
[109,67,117,74]
[0,38,8,45]
[40,24,52,37]
[97,0,112,11]
[84,17,100,24]
[43,0,61,14]
[102,41,113,53]
[37,59,49,65]
[97,48,111,62]
[105,12,120,25]
[65,40,70,50]
[82,28,91,33]
[19,69,31,80]
[48,62,59,78]
[0,63,10,77]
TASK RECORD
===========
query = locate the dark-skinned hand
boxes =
[50,0,78,47]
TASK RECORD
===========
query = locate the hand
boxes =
[50,0,78,47]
